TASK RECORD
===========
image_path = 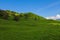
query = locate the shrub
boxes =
[0,10,9,20]
[13,14,19,21]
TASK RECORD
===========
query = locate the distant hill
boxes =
[0,9,60,40]
[0,9,46,21]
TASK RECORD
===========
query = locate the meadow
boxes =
[0,10,60,40]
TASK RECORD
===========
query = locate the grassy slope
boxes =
[0,19,60,40]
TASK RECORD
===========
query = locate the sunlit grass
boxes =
[0,19,60,40]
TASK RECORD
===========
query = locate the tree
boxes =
[24,12,33,19]
[24,13,28,19]
[3,13,9,20]
[19,13,24,17]
[0,9,9,20]
[13,14,19,21]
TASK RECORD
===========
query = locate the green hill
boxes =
[0,9,60,40]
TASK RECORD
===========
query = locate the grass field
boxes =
[0,19,60,40]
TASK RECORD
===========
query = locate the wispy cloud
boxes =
[44,1,60,9]
[36,1,60,12]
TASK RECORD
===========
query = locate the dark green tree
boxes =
[0,10,9,20]
[13,14,19,21]
[20,13,24,17]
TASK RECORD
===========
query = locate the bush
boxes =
[0,10,9,20]
[13,14,19,21]
[20,13,24,17]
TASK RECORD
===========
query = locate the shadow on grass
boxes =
[0,27,10,31]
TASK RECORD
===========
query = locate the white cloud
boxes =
[45,14,60,20]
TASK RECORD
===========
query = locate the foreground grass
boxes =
[0,19,60,40]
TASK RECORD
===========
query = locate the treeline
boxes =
[0,9,45,21]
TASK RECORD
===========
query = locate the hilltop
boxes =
[0,9,46,21]
[0,9,60,40]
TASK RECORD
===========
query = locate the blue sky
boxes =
[0,0,60,17]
